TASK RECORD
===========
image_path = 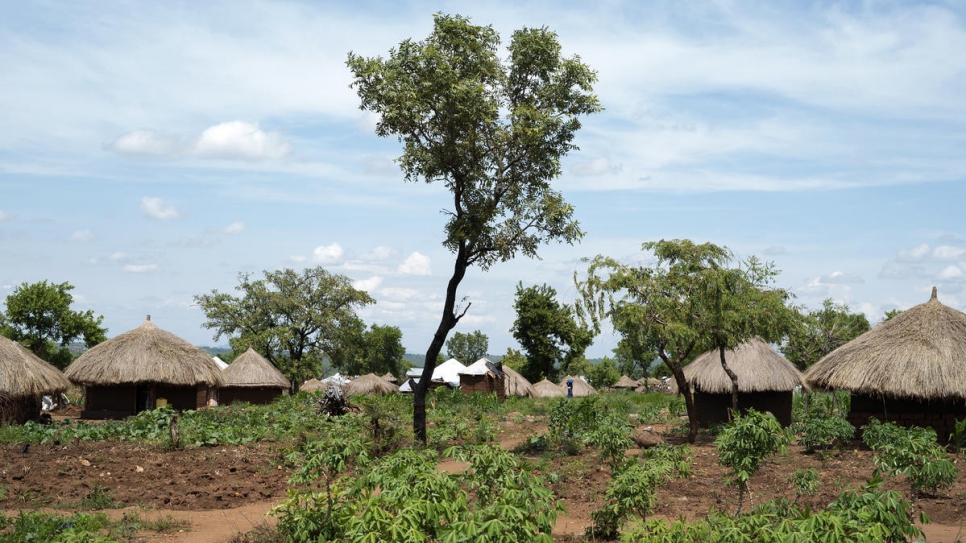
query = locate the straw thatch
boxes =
[0,335,71,398]
[533,379,566,398]
[614,375,637,389]
[300,378,330,393]
[382,372,398,383]
[222,347,290,389]
[559,375,598,397]
[682,338,805,394]
[65,318,224,387]
[805,287,966,400]
[502,365,537,398]
[345,373,398,396]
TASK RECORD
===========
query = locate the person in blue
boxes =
[566,379,574,398]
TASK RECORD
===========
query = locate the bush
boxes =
[792,413,855,453]
[862,419,958,500]
[716,409,791,514]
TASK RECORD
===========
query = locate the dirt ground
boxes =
[2,416,966,542]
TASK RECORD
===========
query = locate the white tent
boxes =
[212,356,229,370]
[460,358,494,376]
[321,372,350,386]
[405,358,467,388]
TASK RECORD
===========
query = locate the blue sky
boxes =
[2,1,966,359]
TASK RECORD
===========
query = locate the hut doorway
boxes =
[136,384,154,413]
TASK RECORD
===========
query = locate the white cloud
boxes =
[398,252,431,276]
[192,121,290,161]
[0,211,8,222]
[71,230,94,242]
[822,271,865,285]
[353,276,383,292]
[311,243,344,264]
[220,221,245,235]
[933,246,966,261]
[898,244,932,261]
[378,287,418,301]
[110,129,179,156]
[108,252,128,262]
[571,157,622,177]
[763,246,787,256]
[141,197,181,220]
[936,265,966,282]
[123,264,158,273]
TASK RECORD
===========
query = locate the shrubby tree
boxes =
[782,298,870,371]
[330,323,409,378]
[348,13,600,442]
[0,280,106,369]
[512,282,594,383]
[194,267,374,391]
[612,336,655,379]
[585,357,620,389]
[445,330,489,363]
[499,347,527,372]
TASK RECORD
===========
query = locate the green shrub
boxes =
[788,467,820,501]
[862,419,958,500]
[715,409,791,514]
[793,413,855,453]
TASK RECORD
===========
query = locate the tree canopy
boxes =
[576,239,795,442]
[0,280,106,369]
[331,323,409,378]
[445,330,489,364]
[512,282,593,383]
[347,13,600,442]
[781,298,871,371]
[193,267,374,391]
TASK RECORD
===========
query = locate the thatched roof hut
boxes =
[382,372,398,384]
[679,337,805,426]
[219,347,290,405]
[805,287,966,439]
[558,375,598,397]
[300,378,330,393]
[533,379,565,398]
[345,373,398,396]
[65,316,224,419]
[0,335,72,424]
[502,365,537,398]
[614,375,637,389]
[635,377,666,394]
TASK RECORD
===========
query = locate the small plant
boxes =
[715,409,791,514]
[948,418,966,454]
[473,417,495,443]
[788,467,820,502]
[862,419,958,501]
[79,482,124,510]
[793,413,855,453]
[584,411,634,472]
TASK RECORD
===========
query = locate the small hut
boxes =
[681,338,805,427]
[0,335,72,424]
[459,358,506,400]
[533,379,566,398]
[345,373,398,396]
[614,375,638,390]
[805,287,966,440]
[558,375,598,397]
[502,365,537,398]
[300,378,329,393]
[65,316,224,419]
[382,372,398,384]
[219,347,290,405]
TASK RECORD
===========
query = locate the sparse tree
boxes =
[194,267,374,391]
[348,13,600,442]
[0,280,106,369]
[782,299,871,371]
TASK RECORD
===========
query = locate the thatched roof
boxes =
[382,372,398,383]
[614,375,637,389]
[533,379,565,398]
[502,365,536,398]
[558,375,598,397]
[222,347,290,389]
[0,335,71,398]
[64,317,224,387]
[805,287,966,400]
[345,373,398,396]
[300,378,330,393]
[681,338,805,394]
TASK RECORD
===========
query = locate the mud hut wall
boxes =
[83,385,137,419]
[155,385,206,411]
[693,390,793,427]
[0,394,42,425]
[848,394,966,442]
[459,375,506,401]
[219,387,285,406]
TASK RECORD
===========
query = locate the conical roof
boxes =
[805,287,966,400]
[682,337,805,394]
[382,372,398,383]
[65,317,224,387]
[0,335,71,398]
[558,375,598,397]
[614,375,637,389]
[502,365,537,398]
[345,373,398,396]
[300,378,329,393]
[222,347,290,389]
[533,379,565,398]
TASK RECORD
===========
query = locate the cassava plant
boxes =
[715,409,791,514]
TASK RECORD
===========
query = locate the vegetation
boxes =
[512,282,595,383]
[584,356,620,390]
[347,13,601,443]
[334,322,410,378]
[445,330,489,364]
[0,280,107,369]
[193,266,374,391]
[791,391,855,453]
[782,298,871,371]
[862,419,958,500]
[716,409,791,514]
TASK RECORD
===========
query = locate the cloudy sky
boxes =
[3,1,966,359]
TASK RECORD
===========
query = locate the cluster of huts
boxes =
[4,287,966,441]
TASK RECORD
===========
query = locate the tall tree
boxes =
[511,282,593,383]
[577,239,793,442]
[445,330,489,363]
[331,323,409,378]
[194,267,374,391]
[781,298,871,371]
[612,336,655,379]
[348,13,600,442]
[0,280,106,369]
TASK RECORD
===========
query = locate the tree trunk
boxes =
[666,356,698,443]
[413,249,469,444]
[719,345,740,418]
